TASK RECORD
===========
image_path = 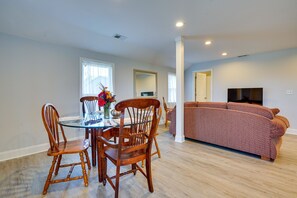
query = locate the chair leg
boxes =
[85,129,89,139]
[97,140,103,183]
[146,156,154,193]
[132,163,137,175]
[102,157,107,186]
[79,152,88,187]
[115,166,121,198]
[43,156,58,195]
[54,155,62,175]
[153,136,161,158]
[84,150,91,170]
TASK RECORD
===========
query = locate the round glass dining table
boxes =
[59,113,120,167]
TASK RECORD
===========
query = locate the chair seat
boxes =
[105,147,146,166]
[47,139,90,156]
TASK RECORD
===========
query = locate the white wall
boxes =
[185,48,297,130]
[0,33,175,158]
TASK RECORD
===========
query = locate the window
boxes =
[81,58,114,96]
[168,73,176,103]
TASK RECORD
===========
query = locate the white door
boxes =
[195,73,207,102]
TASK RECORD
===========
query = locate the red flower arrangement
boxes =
[98,83,116,107]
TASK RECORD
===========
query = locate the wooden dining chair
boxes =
[162,97,173,127]
[97,98,160,198]
[111,107,162,169]
[114,107,162,156]
[141,106,162,167]
[41,103,91,195]
[80,96,98,139]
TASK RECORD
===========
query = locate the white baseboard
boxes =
[0,143,49,162]
[286,128,297,135]
[3,127,293,162]
[0,136,84,162]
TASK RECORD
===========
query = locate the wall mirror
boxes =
[134,69,158,98]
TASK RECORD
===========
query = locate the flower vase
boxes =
[103,103,110,119]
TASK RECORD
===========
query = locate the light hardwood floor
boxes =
[1,126,297,198]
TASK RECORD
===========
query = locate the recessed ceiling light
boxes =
[205,40,212,45]
[222,52,228,56]
[176,21,184,27]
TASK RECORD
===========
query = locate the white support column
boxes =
[175,36,185,143]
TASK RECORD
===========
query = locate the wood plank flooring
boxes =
[1,126,297,198]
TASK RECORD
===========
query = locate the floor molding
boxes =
[286,128,297,135]
[0,143,48,162]
[0,136,84,162]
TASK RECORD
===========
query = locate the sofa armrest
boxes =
[271,117,289,138]
[275,115,290,128]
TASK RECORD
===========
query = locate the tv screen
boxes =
[228,88,263,105]
[141,91,154,96]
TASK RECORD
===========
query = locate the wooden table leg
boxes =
[90,128,104,183]
[91,128,100,167]
[97,128,103,182]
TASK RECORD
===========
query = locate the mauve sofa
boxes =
[168,102,290,160]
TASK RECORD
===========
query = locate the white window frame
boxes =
[168,72,176,103]
[79,57,115,98]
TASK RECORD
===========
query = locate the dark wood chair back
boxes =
[141,106,162,167]
[162,97,169,112]
[115,98,160,155]
[162,97,172,127]
[80,96,98,139]
[41,103,67,152]
[80,96,98,114]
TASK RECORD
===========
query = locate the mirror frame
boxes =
[133,69,158,98]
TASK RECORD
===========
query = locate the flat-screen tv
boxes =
[228,88,263,105]
[141,91,154,96]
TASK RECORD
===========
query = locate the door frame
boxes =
[192,69,213,102]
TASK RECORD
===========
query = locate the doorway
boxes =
[193,70,212,102]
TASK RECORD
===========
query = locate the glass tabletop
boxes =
[59,112,121,129]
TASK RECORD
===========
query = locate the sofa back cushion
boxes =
[227,102,274,119]
[197,102,227,109]
[184,102,198,107]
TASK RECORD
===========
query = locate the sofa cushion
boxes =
[197,102,227,109]
[184,102,198,107]
[227,102,274,119]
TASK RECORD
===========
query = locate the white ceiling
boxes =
[0,0,296,69]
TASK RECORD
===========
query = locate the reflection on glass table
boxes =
[59,112,117,167]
